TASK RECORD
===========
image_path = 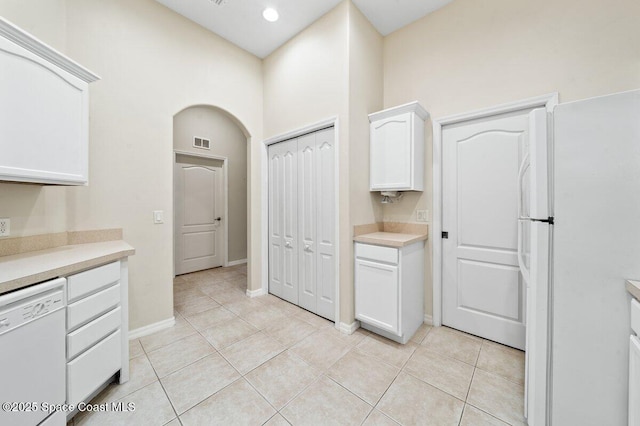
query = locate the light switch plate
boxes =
[153,211,164,224]
[416,210,429,222]
[0,218,10,237]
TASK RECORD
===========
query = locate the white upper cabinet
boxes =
[369,102,428,191]
[0,18,99,185]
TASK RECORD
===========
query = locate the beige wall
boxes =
[263,1,352,322]
[383,0,640,315]
[4,0,637,331]
[0,0,263,330]
[64,0,263,329]
[263,1,383,325]
[0,0,69,239]
[174,106,248,262]
[348,3,383,226]
[346,2,384,321]
[0,0,66,51]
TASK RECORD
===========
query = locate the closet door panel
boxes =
[315,128,336,321]
[268,127,335,322]
[281,141,299,304]
[298,133,317,313]
[268,140,298,304]
[268,144,283,298]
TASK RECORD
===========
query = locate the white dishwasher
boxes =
[0,278,66,426]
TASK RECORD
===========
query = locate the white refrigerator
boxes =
[522,89,640,425]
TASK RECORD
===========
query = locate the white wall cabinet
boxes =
[354,241,424,343]
[65,261,129,410]
[369,102,428,192]
[268,127,336,321]
[0,18,99,185]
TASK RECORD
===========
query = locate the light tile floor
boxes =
[72,265,526,426]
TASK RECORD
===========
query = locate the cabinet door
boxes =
[370,112,412,191]
[631,336,640,426]
[0,35,89,185]
[355,258,399,334]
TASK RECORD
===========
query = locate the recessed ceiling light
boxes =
[262,7,279,22]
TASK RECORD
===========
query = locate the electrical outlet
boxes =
[0,218,10,237]
[416,210,429,222]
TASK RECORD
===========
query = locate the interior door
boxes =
[314,128,336,320]
[268,128,335,321]
[268,139,298,304]
[442,111,529,349]
[297,133,318,312]
[175,161,223,275]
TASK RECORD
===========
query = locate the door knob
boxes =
[304,244,311,251]
[285,241,292,248]
[214,217,222,222]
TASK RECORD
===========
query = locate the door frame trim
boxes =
[173,149,230,272]
[431,93,558,327]
[261,116,340,327]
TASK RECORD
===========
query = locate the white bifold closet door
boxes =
[268,127,335,321]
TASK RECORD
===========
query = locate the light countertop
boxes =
[0,240,135,295]
[627,280,640,302]
[353,231,428,248]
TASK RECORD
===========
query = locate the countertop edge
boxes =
[627,280,640,302]
[0,242,135,295]
[353,232,428,248]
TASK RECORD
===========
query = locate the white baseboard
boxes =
[246,287,266,298]
[339,321,360,335]
[129,316,176,340]
[226,258,248,267]
[424,314,433,326]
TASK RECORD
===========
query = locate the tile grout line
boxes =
[174,268,522,425]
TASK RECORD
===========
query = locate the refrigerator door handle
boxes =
[518,219,530,284]
[517,153,530,220]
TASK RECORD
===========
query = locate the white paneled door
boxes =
[268,139,298,304]
[442,112,529,349]
[175,161,223,275]
[268,127,335,321]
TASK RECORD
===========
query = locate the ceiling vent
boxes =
[209,0,228,6]
[193,137,211,150]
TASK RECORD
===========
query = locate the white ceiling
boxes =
[353,0,453,36]
[155,0,453,58]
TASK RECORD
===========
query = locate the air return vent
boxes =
[193,137,211,150]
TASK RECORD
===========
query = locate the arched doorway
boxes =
[172,105,250,287]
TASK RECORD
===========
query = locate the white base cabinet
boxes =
[355,241,424,344]
[65,261,129,411]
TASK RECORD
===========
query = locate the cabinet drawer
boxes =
[67,262,120,303]
[67,284,120,331]
[67,306,121,360]
[67,329,121,406]
[355,243,398,264]
[632,299,640,336]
